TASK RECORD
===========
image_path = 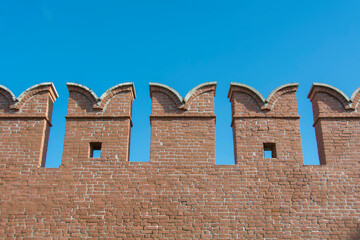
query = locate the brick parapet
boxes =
[66,82,135,118]
[308,83,360,124]
[149,82,216,116]
[228,83,299,119]
[228,83,303,165]
[149,82,217,165]
[308,83,360,166]
[0,83,58,168]
[62,83,136,166]
[2,82,360,239]
[0,83,58,124]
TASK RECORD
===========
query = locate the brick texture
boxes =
[1,82,360,239]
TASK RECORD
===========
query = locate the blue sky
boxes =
[1,1,360,167]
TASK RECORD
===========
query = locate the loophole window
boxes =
[264,143,276,158]
[90,142,102,158]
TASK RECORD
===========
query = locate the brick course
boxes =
[1,82,359,239]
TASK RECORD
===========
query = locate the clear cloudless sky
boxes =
[1,1,360,167]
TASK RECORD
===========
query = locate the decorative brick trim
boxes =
[228,82,299,111]
[67,82,135,111]
[149,82,217,111]
[0,83,58,111]
[308,83,360,110]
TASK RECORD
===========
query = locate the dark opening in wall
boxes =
[90,142,102,158]
[264,143,276,158]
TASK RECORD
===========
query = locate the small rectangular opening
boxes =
[264,143,276,158]
[90,142,102,158]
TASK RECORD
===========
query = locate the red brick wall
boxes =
[62,83,135,167]
[1,82,360,239]
[308,83,360,168]
[149,82,216,166]
[228,83,303,166]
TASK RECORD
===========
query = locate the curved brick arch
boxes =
[149,82,217,111]
[0,84,17,109]
[228,82,298,111]
[15,83,58,110]
[349,87,360,111]
[308,83,353,110]
[350,87,360,102]
[149,82,184,109]
[5,83,58,111]
[0,82,58,113]
[67,82,136,112]
[182,82,216,110]
[351,87,360,111]
[228,83,267,110]
[265,83,299,110]
[98,83,136,109]
[66,83,100,109]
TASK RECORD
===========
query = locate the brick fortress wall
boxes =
[1,82,359,239]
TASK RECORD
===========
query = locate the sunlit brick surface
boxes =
[1,82,359,239]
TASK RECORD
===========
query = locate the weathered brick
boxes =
[1,82,359,239]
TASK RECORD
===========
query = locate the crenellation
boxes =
[62,83,136,168]
[149,82,217,166]
[1,82,360,239]
[0,83,58,169]
[228,83,303,165]
[308,83,360,167]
